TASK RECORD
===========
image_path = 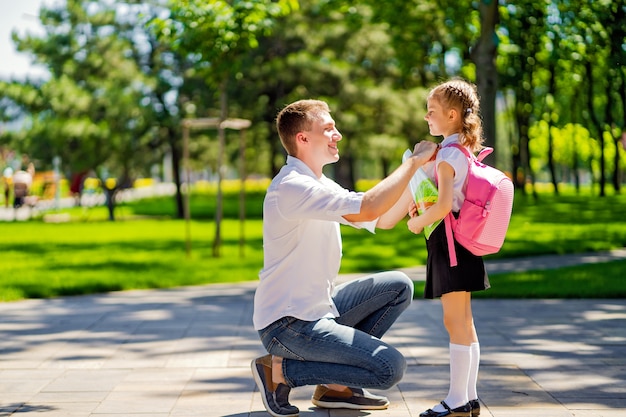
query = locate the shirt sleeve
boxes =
[435,147,470,212]
[436,147,468,178]
[276,173,364,223]
[341,218,378,233]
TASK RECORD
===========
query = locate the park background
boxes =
[1,0,625,301]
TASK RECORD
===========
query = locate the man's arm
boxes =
[343,141,437,223]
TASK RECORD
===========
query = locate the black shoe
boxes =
[469,399,480,416]
[312,385,389,410]
[251,355,299,417]
[419,400,471,417]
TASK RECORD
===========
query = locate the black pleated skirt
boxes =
[424,219,490,299]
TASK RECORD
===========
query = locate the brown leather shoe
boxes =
[311,385,389,410]
[251,355,299,417]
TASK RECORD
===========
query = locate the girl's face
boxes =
[424,98,457,138]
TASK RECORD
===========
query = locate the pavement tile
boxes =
[0,251,625,416]
[29,391,109,403]
[93,390,180,414]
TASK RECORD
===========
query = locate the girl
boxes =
[409,79,489,417]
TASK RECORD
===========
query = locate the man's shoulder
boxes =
[271,165,319,189]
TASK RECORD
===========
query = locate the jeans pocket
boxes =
[266,337,306,361]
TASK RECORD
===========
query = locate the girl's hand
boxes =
[408,201,418,218]
[407,216,423,235]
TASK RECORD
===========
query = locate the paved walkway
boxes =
[1,250,625,417]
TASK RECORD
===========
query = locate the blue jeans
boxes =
[257,271,413,389]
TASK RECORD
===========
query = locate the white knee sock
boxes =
[467,342,480,401]
[432,343,470,412]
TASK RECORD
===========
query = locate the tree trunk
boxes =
[513,108,523,190]
[571,86,581,194]
[333,153,355,191]
[213,80,228,258]
[584,60,606,197]
[168,127,185,219]
[573,146,580,194]
[471,0,499,166]
[381,157,390,178]
[614,68,626,193]
[547,126,558,195]
[546,57,558,195]
[604,79,618,193]
[609,0,625,194]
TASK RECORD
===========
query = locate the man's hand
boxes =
[411,141,438,164]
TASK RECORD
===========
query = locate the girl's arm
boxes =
[376,186,413,229]
[407,161,454,234]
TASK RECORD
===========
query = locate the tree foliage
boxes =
[0,0,624,214]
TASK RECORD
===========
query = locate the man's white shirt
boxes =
[253,156,377,330]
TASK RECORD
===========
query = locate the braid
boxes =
[428,79,484,152]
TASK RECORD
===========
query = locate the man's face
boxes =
[302,112,343,166]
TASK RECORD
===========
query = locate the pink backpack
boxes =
[440,144,514,267]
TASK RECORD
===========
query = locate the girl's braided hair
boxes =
[428,79,484,152]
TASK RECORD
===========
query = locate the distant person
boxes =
[2,167,12,208]
[251,99,438,417]
[70,170,89,206]
[2,167,13,208]
[12,163,34,209]
[407,79,490,417]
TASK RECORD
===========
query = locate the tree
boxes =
[599,0,626,193]
[471,0,499,162]
[158,0,297,256]
[499,0,548,195]
[2,0,155,220]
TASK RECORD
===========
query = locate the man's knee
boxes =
[376,347,407,389]
[390,272,414,306]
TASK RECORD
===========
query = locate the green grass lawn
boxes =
[0,219,264,301]
[412,259,626,299]
[1,188,625,301]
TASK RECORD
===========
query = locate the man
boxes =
[251,99,437,417]
[12,166,33,209]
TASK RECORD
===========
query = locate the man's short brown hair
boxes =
[276,99,330,156]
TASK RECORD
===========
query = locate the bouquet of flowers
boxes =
[403,149,442,239]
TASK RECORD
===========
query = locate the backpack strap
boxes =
[444,213,458,267]
[445,143,494,162]
[435,144,463,267]
[437,143,492,267]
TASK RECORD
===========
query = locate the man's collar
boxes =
[286,155,320,179]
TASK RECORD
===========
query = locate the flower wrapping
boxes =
[403,149,442,239]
